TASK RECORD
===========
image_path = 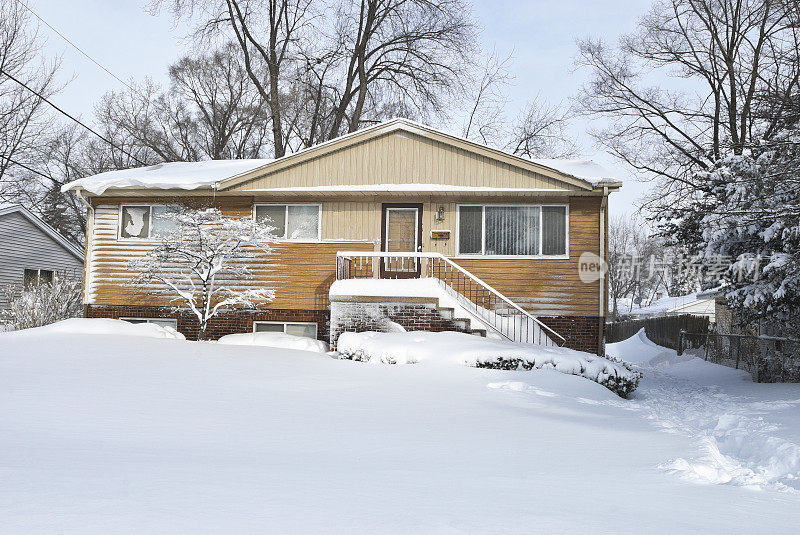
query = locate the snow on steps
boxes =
[337,330,641,398]
[329,278,553,343]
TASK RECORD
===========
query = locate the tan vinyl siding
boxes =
[231,132,576,192]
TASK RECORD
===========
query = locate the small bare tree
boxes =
[128,206,277,339]
[507,98,578,159]
[0,0,61,199]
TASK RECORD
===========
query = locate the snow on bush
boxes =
[217,332,329,353]
[337,331,641,397]
[1,277,82,331]
[31,318,186,339]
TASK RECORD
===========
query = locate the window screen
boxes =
[458,206,482,254]
[254,322,284,333]
[287,205,319,239]
[542,206,567,255]
[151,205,179,238]
[255,205,319,240]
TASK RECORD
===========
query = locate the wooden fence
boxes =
[606,314,710,350]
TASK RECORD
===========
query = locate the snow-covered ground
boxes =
[1,323,799,533]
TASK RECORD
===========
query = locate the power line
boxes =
[0,67,147,166]
[18,0,139,95]
[0,155,56,182]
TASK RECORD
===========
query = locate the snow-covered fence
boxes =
[678,331,800,382]
[607,314,710,349]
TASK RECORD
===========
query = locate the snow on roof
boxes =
[61,119,620,194]
[528,159,617,185]
[61,159,273,195]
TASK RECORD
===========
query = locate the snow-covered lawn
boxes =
[1,323,799,533]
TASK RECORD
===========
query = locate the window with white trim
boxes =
[254,321,318,339]
[457,204,567,256]
[23,268,54,287]
[120,205,177,239]
[254,204,321,240]
[120,317,178,329]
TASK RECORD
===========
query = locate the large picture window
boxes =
[457,204,567,257]
[120,205,177,239]
[254,204,321,240]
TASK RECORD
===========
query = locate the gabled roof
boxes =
[62,118,622,195]
[0,205,84,261]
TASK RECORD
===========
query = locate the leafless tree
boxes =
[152,0,476,153]
[95,44,272,163]
[507,98,578,159]
[461,49,513,145]
[0,0,60,197]
[577,0,800,205]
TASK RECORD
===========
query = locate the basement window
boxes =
[457,204,568,257]
[254,204,321,240]
[120,205,178,239]
[254,321,318,339]
[120,317,178,329]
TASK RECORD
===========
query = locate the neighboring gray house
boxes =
[0,205,84,310]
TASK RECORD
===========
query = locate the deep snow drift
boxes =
[1,324,799,533]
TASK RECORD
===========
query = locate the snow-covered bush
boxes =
[337,331,641,398]
[1,276,82,331]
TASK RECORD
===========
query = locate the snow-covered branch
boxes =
[128,206,277,339]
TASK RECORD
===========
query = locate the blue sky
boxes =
[32,0,654,217]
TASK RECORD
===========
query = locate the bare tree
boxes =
[462,49,513,145]
[577,0,800,204]
[0,0,60,197]
[95,44,272,163]
[507,98,578,159]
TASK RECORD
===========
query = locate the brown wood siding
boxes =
[87,197,373,310]
[87,195,605,317]
[454,197,602,316]
[232,132,579,192]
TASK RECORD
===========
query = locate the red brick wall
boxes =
[538,316,605,355]
[329,301,471,350]
[85,305,329,341]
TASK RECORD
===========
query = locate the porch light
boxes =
[435,205,446,221]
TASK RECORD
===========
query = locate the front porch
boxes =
[330,251,565,349]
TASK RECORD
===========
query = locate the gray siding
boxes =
[0,212,84,310]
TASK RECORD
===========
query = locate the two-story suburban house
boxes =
[63,119,620,353]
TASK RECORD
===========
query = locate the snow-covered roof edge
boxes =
[0,205,84,260]
[62,118,621,195]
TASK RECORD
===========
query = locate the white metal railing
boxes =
[335,251,565,347]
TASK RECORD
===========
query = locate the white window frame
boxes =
[455,203,569,259]
[253,321,319,338]
[118,204,173,242]
[120,317,178,329]
[253,203,322,242]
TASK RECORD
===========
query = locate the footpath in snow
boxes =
[607,329,800,493]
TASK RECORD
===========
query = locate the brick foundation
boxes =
[85,305,329,341]
[538,316,605,355]
[329,300,471,350]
